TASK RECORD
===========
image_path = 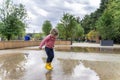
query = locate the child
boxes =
[39,28,59,70]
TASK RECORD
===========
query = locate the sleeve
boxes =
[39,35,50,48]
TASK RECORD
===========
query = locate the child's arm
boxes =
[39,35,50,48]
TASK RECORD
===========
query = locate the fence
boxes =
[0,40,71,49]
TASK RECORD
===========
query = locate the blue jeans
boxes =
[45,47,54,63]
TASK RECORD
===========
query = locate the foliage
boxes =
[60,13,76,41]
[80,0,109,34]
[56,13,84,43]
[87,30,99,41]
[56,23,65,39]
[96,0,120,42]
[33,33,42,40]
[80,0,120,43]
[80,15,91,34]
[73,23,84,38]
[42,20,52,36]
[96,11,113,40]
[0,0,27,40]
[109,0,120,43]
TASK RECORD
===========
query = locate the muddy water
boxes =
[0,49,120,80]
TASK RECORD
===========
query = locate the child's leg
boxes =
[45,47,54,63]
[49,48,54,62]
[49,49,54,68]
[45,47,54,70]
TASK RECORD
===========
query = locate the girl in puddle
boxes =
[39,28,58,70]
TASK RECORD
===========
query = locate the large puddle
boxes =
[55,46,120,54]
[0,49,120,80]
[21,46,120,54]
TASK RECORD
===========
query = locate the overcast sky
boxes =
[0,0,101,33]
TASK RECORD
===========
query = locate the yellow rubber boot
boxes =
[49,63,53,69]
[45,63,52,70]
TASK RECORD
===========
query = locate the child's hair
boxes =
[50,28,59,36]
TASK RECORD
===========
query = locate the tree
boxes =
[0,0,27,40]
[108,0,120,43]
[87,30,99,42]
[56,23,65,39]
[60,13,77,44]
[57,13,84,44]
[96,11,114,40]
[80,0,109,34]
[80,15,91,34]
[96,0,120,42]
[74,24,84,38]
[42,20,52,36]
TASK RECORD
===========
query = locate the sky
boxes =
[0,0,101,33]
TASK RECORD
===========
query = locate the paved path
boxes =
[72,42,120,48]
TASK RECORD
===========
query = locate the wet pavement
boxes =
[0,44,120,80]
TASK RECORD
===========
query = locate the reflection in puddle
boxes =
[72,62,100,80]
[22,52,46,80]
[55,46,120,54]
[0,52,98,80]
[57,59,100,80]
[0,50,119,80]
[0,53,27,80]
[45,71,52,80]
[58,59,79,75]
[82,61,120,80]
[21,46,120,54]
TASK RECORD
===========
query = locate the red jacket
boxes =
[39,34,56,48]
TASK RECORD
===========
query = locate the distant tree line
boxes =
[42,13,84,44]
[0,0,120,44]
[80,0,120,43]
[42,0,120,43]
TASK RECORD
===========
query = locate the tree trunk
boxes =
[70,37,72,45]
[7,35,11,40]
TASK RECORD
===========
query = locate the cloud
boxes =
[0,0,101,33]
[89,0,101,7]
[72,62,100,80]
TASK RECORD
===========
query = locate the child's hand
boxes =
[39,47,42,50]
